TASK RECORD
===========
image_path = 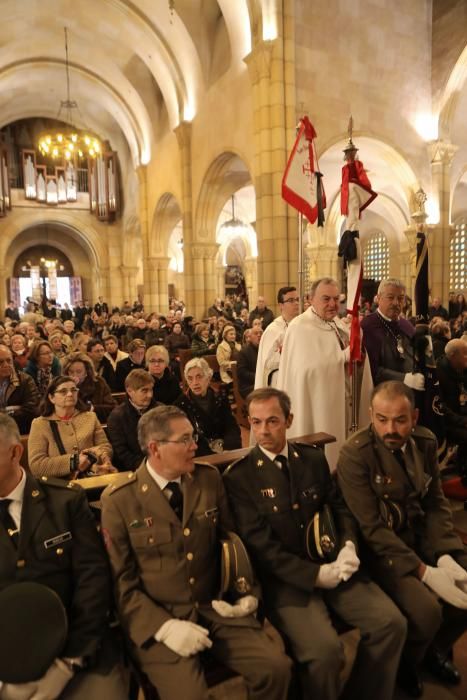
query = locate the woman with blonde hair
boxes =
[29,375,114,479]
[216,324,241,385]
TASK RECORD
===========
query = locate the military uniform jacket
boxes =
[337,425,467,579]
[101,462,258,662]
[361,311,415,385]
[0,473,111,661]
[223,443,357,610]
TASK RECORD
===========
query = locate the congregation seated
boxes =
[216,324,241,386]
[71,331,91,353]
[175,357,241,457]
[48,330,68,361]
[62,351,116,423]
[28,375,114,479]
[23,339,61,396]
[431,320,451,360]
[0,344,39,434]
[115,338,146,391]
[191,322,216,357]
[107,368,160,472]
[146,344,181,405]
[144,315,167,347]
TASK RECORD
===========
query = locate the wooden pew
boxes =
[200,432,336,472]
[230,361,249,429]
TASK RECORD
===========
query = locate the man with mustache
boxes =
[337,380,467,697]
[361,278,425,392]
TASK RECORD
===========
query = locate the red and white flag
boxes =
[282,116,326,226]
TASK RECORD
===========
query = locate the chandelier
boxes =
[38,28,102,161]
[219,195,249,237]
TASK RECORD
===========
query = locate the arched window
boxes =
[363,232,389,281]
[450,221,466,291]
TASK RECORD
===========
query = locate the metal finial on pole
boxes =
[347,115,354,141]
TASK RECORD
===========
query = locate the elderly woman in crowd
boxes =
[28,375,114,479]
[72,331,92,354]
[216,324,241,385]
[191,322,216,357]
[24,339,61,395]
[62,351,116,422]
[146,344,181,404]
[49,330,68,361]
[164,320,190,377]
[175,357,241,457]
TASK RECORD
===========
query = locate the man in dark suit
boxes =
[107,369,159,471]
[436,339,467,480]
[361,278,424,391]
[0,413,126,699]
[223,387,406,700]
[237,325,262,398]
[101,404,291,700]
[337,380,467,696]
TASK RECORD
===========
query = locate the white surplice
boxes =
[254,315,289,389]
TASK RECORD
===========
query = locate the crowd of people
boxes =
[0,284,466,700]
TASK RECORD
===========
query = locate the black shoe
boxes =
[397,662,424,698]
[424,649,461,685]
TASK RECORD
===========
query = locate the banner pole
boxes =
[298,212,304,313]
[350,359,359,433]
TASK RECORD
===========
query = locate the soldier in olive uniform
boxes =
[223,387,406,700]
[0,413,126,700]
[101,404,291,700]
[337,380,467,696]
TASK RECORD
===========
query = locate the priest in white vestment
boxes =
[254,286,301,389]
[277,278,350,471]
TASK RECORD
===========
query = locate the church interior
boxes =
[0,0,465,316]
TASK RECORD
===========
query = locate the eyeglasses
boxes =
[282,297,300,304]
[0,358,13,365]
[148,358,165,364]
[38,350,53,356]
[54,387,79,396]
[159,433,199,447]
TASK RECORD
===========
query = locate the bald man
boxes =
[436,339,467,480]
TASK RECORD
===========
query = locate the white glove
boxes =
[438,554,467,593]
[422,565,467,609]
[315,562,342,589]
[212,595,258,618]
[29,659,74,700]
[155,619,212,657]
[1,684,37,700]
[336,540,360,582]
[404,372,425,391]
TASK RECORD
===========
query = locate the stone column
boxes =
[244,1,297,311]
[120,266,131,305]
[216,264,225,299]
[174,122,196,310]
[185,243,218,319]
[428,140,457,303]
[244,256,258,306]
[145,256,170,310]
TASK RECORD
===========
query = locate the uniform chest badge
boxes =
[144,517,153,527]
[256,460,264,467]
[260,488,277,498]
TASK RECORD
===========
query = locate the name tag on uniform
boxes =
[44,531,72,549]
[260,488,277,498]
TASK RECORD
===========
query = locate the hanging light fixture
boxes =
[219,195,248,238]
[37,28,102,161]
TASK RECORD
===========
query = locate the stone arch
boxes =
[195,151,253,244]
[438,42,467,140]
[150,192,183,258]
[0,211,108,310]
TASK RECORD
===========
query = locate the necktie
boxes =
[0,499,19,547]
[275,455,290,480]
[166,482,183,520]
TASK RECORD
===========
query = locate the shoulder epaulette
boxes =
[346,427,372,449]
[194,460,218,471]
[103,471,136,496]
[38,475,82,491]
[412,425,436,442]
[223,455,249,475]
[291,440,320,451]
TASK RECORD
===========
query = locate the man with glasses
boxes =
[101,404,291,700]
[254,286,300,389]
[361,278,423,390]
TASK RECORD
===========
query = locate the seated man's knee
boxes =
[410,594,443,643]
